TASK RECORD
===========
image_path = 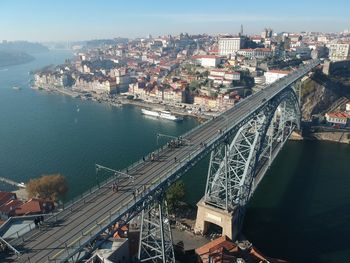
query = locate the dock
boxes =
[0,177,26,188]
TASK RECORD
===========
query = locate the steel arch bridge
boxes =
[2,60,320,263]
[202,86,301,237]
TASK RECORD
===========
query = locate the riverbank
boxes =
[290,130,350,144]
[33,85,212,121]
[307,131,350,144]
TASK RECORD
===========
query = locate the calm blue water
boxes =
[244,141,350,263]
[0,51,198,200]
[1,51,349,262]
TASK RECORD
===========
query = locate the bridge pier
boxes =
[138,199,175,263]
[194,199,237,240]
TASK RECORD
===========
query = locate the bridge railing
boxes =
[9,60,322,258]
[9,118,218,245]
[2,213,56,241]
[63,93,307,259]
[56,128,224,261]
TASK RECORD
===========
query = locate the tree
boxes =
[189,80,200,92]
[27,174,68,201]
[166,180,185,212]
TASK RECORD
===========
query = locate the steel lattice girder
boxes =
[138,199,175,263]
[60,88,300,262]
[204,87,300,211]
[259,94,300,162]
[204,111,267,210]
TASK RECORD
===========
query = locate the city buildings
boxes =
[0,192,55,220]
[264,69,291,84]
[237,48,273,59]
[346,102,350,112]
[208,69,240,86]
[261,28,273,39]
[192,55,221,68]
[328,42,350,61]
[32,30,350,115]
[218,36,243,56]
[325,112,350,127]
[311,45,329,59]
[195,235,287,263]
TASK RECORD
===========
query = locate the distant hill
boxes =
[0,50,34,67]
[0,41,49,54]
[86,38,128,48]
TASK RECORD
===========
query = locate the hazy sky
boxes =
[1,0,349,42]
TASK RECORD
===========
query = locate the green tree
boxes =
[27,174,68,201]
[189,80,200,92]
[166,180,185,212]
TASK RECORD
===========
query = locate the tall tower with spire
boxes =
[240,24,244,36]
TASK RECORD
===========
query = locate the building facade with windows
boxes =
[264,69,290,84]
[328,43,350,61]
[218,36,243,56]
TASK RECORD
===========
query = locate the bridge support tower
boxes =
[138,198,175,263]
[194,199,236,239]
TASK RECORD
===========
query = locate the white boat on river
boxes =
[141,108,183,122]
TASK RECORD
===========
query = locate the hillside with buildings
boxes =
[301,64,350,120]
[298,62,350,143]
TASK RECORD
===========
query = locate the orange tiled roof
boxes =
[0,199,23,214]
[267,69,291,74]
[196,235,235,255]
[15,198,54,216]
[0,192,17,206]
[326,112,350,119]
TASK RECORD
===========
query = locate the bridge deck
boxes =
[6,60,319,262]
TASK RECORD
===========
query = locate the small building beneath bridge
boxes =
[325,112,350,127]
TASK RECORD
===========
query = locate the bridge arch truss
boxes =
[204,87,300,235]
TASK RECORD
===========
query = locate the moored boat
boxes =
[141,108,183,121]
[141,108,160,117]
[159,111,183,121]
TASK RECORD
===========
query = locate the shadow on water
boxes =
[244,141,350,263]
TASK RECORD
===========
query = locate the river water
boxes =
[0,50,349,262]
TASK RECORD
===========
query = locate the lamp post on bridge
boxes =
[95,164,134,190]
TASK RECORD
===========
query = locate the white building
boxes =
[325,112,349,126]
[86,238,129,263]
[346,103,350,112]
[208,69,240,86]
[317,36,328,43]
[328,43,350,61]
[74,76,116,94]
[237,48,272,59]
[254,76,266,85]
[264,70,291,84]
[193,55,220,68]
[224,71,240,81]
[218,36,243,56]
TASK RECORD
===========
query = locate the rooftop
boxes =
[326,112,350,119]
[266,69,291,74]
